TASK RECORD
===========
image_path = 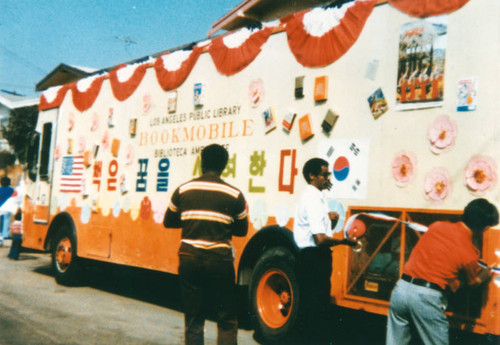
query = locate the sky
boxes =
[0,0,242,99]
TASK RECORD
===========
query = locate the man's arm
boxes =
[232,196,248,237]
[163,190,182,228]
[313,233,357,247]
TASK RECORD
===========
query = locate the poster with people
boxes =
[396,16,448,111]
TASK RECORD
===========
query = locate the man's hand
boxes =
[475,266,493,286]
[329,212,339,230]
[338,238,358,247]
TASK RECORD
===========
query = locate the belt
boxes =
[401,273,443,292]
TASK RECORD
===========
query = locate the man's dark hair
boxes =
[14,210,22,221]
[201,144,229,174]
[1,176,11,187]
[462,198,499,233]
[302,158,329,183]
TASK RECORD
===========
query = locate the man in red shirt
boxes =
[386,198,498,345]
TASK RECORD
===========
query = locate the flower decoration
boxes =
[424,167,452,202]
[427,115,457,154]
[464,155,497,195]
[91,112,99,131]
[101,130,110,151]
[78,136,86,153]
[143,94,151,114]
[68,112,75,131]
[392,151,417,187]
[140,196,152,220]
[125,144,134,166]
[248,79,265,108]
[54,144,61,160]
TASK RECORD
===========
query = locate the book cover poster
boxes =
[167,91,177,113]
[282,111,296,132]
[457,77,478,111]
[318,138,370,200]
[194,83,204,107]
[368,88,388,119]
[396,16,447,111]
[298,114,313,141]
[262,107,277,133]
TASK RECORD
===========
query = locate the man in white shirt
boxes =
[294,158,355,343]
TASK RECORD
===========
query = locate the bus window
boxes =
[39,123,52,180]
[26,133,40,182]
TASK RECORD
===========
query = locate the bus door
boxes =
[31,110,58,224]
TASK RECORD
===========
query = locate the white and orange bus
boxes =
[22,0,499,342]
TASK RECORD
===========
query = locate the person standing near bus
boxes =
[294,158,356,344]
[386,198,499,345]
[8,210,22,260]
[0,176,14,245]
[164,144,248,345]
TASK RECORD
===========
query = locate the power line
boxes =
[0,44,47,75]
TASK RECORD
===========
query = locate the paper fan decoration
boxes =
[70,75,106,112]
[209,26,273,76]
[154,46,202,91]
[39,85,69,111]
[424,167,452,202]
[388,0,470,18]
[282,0,376,67]
[464,155,497,195]
[427,115,457,154]
[109,62,149,101]
[392,151,417,187]
[248,79,265,108]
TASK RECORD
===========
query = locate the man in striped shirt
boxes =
[164,144,248,345]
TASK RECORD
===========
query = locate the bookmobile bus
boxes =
[22,0,499,342]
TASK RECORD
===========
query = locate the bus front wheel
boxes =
[51,229,80,286]
[249,247,300,342]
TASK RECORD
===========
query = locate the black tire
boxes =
[249,247,300,343]
[51,227,81,286]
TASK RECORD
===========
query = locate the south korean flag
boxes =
[318,138,370,200]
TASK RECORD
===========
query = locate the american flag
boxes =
[60,156,84,193]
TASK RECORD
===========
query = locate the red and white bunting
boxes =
[109,60,151,101]
[208,26,273,76]
[283,0,376,67]
[70,74,106,112]
[154,46,202,91]
[388,0,470,18]
[39,85,69,111]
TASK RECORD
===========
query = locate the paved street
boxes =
[0,241,495,345]
[0,242,258,345]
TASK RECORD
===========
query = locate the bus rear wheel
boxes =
[249,247,300,342]
[51,229,80,286]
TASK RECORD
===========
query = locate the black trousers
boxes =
[298,246,333,343]
[179,254,238,345]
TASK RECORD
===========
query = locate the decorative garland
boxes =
[208,26,273,76]
[109,62,149,102]
[154,46,202,91]
[388,0,470,18]
[282,0,376,67]
[39,85,69,111]
[69,75,106,112]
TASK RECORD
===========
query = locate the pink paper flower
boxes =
[91,112,99,131]
[68,112,75,131]
[392,151,416,187]
[143,94,151,113]
[464,155,497,195]
[427,115,457,154]
[54,144,61,160]
[125,144,134,166]
[424,167,452,202]
[101,130,110,150]
[78,136,86,153]
[248,79,264,108]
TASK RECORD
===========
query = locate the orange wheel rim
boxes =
[56,237,72,272]
[256,268,293,328]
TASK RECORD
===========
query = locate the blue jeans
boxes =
[386,279,448,345]
[8,234,22,260]
[1,214,11,239]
